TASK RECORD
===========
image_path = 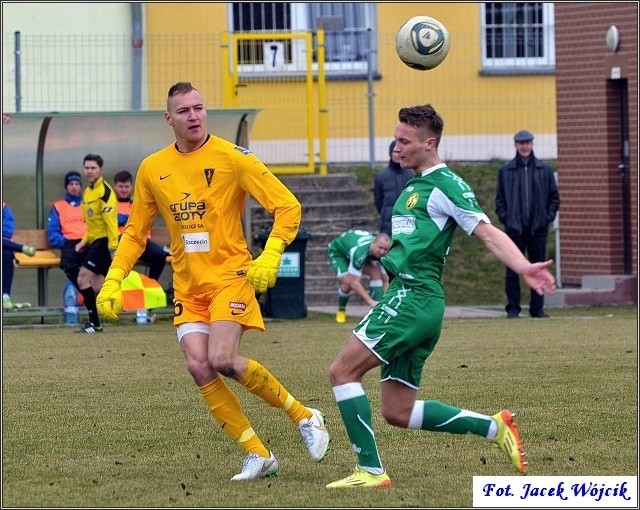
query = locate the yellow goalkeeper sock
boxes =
[239,359,311,424]
[199,376,269,457]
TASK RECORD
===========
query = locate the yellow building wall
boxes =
[145,3,228,108]
[144,3,556,162]
[377,3,556,138]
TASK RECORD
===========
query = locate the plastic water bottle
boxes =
[136,309,149,325]
[63,282,79,325]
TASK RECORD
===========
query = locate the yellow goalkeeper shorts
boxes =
[173,277,265,332]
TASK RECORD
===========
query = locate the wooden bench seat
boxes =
[10,229,60,306]
[12,228,173,268]
[150,226,170,246]
[14,249,61,268]
[11,230,61,268]
[150,226,173,263]
[8,227,173,308]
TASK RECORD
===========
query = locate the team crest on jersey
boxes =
[204,168,215,187]
[405,192,419,210]
[234,145,252,155]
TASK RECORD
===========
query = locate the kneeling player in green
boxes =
[326,104,557,489]
[327,229,391,324]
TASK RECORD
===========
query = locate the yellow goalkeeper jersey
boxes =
[111,135,301,295]
[81,175,119,251]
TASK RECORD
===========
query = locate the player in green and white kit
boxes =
[327,229,391,324]
[326,104,557,489]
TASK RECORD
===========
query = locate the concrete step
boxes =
[308,304,506,319]
[248,172,380,308]
[251,201,373,219]
[306,273,337,291]
[248,188,371,207]
[546,274,637,307]
[293,189,371,203]
[253,217,377,237]
[277,173,360,190]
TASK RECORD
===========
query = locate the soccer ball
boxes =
[395,15,450,71]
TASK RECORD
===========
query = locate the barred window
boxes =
[481,3,555,73]
[230,2,377,77]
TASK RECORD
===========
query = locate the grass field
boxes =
[2,306,637,507]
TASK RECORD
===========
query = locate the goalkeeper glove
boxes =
[97,267,126,321]
[247,238,285,293]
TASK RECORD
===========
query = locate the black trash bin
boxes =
[257,229,311,319]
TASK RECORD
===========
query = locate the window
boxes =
[481,3,555,73]
[230,2,377,76]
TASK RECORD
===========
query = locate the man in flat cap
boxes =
[495,130,560,318]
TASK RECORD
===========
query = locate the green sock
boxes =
[337,289,350,311]
[369,279,384,300]
[417,400,492,436]
[333,383,383,470]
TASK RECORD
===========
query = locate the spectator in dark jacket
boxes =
[495,130,560,319]
[373,140,414,236]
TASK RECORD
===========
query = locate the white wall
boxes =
[2,3,134,112]
[2,3,131,35]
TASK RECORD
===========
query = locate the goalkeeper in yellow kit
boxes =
[97,81,329,480]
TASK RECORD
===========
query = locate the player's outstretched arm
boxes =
[473,221,556,295]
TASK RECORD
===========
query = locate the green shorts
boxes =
[353,278,445,389]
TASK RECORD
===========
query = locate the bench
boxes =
[11,229,61,307]
[8,227,173,309]
[12,229,61,268]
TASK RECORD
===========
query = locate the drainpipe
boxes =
[553,171,562,288]
[14,31,21,112]
[131,3,143,110]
